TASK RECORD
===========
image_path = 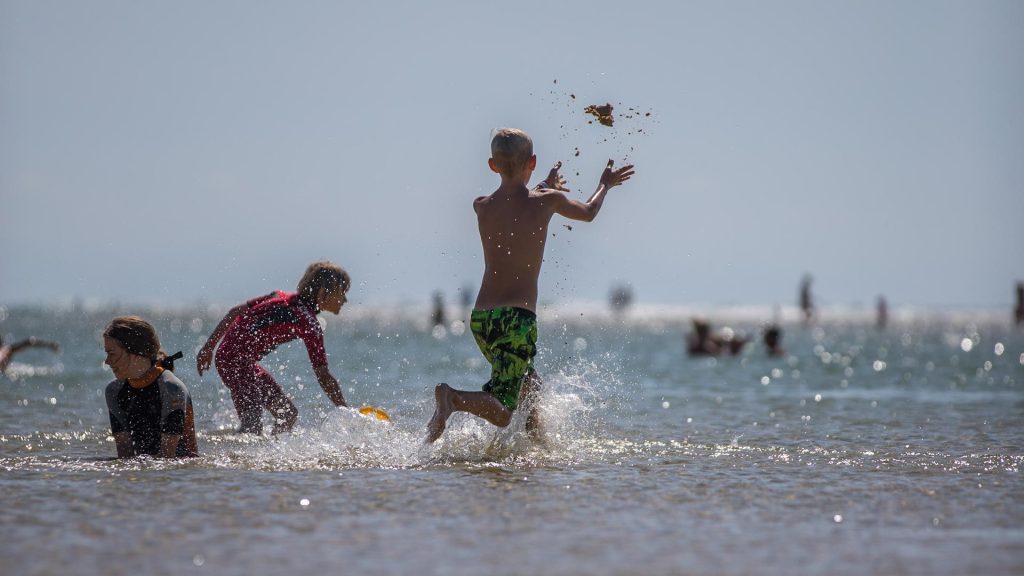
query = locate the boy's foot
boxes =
[426,383,456,443]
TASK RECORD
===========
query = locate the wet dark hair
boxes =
[103,316,182,372]
[296,261,350,306]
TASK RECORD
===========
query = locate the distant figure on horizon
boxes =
[876,296,888,330]
[197,261,352,434]
[687,318,748,357]
[426,127,634,443]
[609,283,634,315]
[799,274,814,324]
[431,291,446,327]
[457,283,475,317]
[687,318,720,356]
[103,316,198,458]
[0,335,61,374]
[1015,282,1024,327]
[763,324,785,358]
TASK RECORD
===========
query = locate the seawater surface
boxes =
[1,303,1022,576]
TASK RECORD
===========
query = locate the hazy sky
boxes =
[2,1,1022,310]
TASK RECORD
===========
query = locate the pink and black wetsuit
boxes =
[215,291,328,433]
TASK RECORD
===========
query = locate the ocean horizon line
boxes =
[1,298,1016,330]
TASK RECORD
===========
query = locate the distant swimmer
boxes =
[431,291,446,327]
[426,127,635,443]
[103,316,198,458]
[799,274,815,324]
[1016,282,1024,327]
[0,335,60,374]
[609,283,634,314]
[686,319,720,356]
[457,283,474,315]
[686,318,748,357]
[763,324,786,358]
[197,261,351,434]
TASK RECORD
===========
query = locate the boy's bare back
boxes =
[474,135,635,313]
[473,187,560,312]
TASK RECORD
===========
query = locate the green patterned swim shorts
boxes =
[471,307,538,411]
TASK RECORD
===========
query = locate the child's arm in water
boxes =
[0,338,61,372]
[313,365,347,408]
[548,160,635,222]
[196,303,248,376]
[9,337,61,354]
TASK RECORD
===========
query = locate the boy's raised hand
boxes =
[542,161,569,192]
[600,159,635,189]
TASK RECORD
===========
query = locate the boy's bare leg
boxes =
[521,372,544,442]
[427,383,512,443]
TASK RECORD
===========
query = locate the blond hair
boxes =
[296,260,350,305]
[490,128,533,175]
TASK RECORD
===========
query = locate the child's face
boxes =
[103,336,135,380]
[318,286,348,314]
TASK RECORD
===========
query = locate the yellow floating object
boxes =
[358,406,391,422]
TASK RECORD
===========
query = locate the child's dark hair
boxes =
[296,261,350,306]
[103,316,182,371]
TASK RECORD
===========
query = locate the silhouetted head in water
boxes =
[763,325,785,357]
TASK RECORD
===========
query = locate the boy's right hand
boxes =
[600,159,635,189]
[542,161,569,192]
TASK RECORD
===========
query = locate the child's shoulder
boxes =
[473,194,493,213]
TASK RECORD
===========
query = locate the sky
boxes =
[2,0,1022,311]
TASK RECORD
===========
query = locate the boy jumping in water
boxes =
[197,261,350,434]
[426,128,635,443]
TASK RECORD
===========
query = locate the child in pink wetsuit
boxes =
[197,261,350,434]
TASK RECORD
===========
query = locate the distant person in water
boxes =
[0,335,60,374]
[1015,282,1024,327]
[687,318,748,357]
[103,316,198,458]
[431,291,446,328]
[799,274,815,324]
[197,261,351,434]
[458,283,474,313]
[426,127,635,443]
[876,296,889,330]
[687,319,720,356]
[609,283,634,315]
[763,324,785,358]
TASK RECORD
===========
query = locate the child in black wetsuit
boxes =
[102,316,198,458]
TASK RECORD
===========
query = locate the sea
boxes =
[1,301,1021,576]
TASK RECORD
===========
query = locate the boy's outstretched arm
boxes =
[196,303,247,376]
[552,160,635,222]
[313,365,348,408]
